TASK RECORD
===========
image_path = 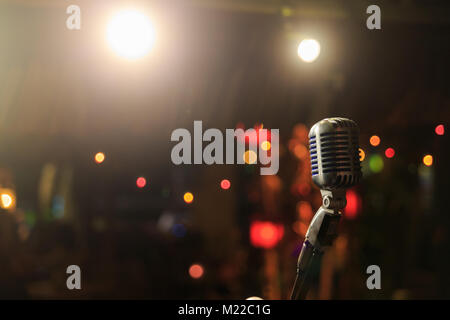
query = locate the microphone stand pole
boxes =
[290,189,346,300]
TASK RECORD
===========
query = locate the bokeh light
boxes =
[95,152,105,164]
[189,264,204,279]
[261,141,271,151]
[1,194,12,209]
[136,177,147,188]
[220,179,231,190]
[385,147,395,159]
[369,135,381,147]
[297,39,321,63]
[250,221,284,249]
[359,148,366,162]
[435,124,444,136]
[106,9,156,60]
[246,296,263,300]
[183,192,194,204]
[0,189,16,210]
[369,154,384,173]
[344,189,362,220]
[423,154,433,167]
[243,150,257,164]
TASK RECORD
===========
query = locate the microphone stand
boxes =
[290,189,346,300]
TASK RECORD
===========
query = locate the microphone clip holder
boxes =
[290,188,346,300]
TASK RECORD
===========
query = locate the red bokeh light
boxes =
[385,147,395,158]
[250,221,284,249]
[435,124,444,136]
[220,179,231,190]
[189,264,204,279]
[136,177,147,188]
[344,189,362,220]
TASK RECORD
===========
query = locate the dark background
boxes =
[0,0,449,299]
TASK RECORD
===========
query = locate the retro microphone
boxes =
[290,117,362,300]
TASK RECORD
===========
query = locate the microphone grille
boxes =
[309,118,362,189]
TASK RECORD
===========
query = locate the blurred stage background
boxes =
[0,0,449,299]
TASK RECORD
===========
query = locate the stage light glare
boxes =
[297,39,320,63]
[107,9,155,60]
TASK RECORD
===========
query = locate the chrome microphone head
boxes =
[309,117,362,190]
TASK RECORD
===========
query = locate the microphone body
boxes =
[291,118,362,300]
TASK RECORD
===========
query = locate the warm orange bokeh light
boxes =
[0,189,16,210]
[243,150,257,164]
[369,135,381,147]
[423,155,433,167]
[359,148,366,162]
[95,152,105,164]
[183,192,194,203]
[189,264,204,279]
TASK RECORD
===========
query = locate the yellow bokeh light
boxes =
[261,141,271,151]
[95,152,105,164]
[107,9,156,60]
[243,150,257,164]
[359,148,366,162]
[423,155,433,167]
[183,192,194,204]
[297,39,321,63]
[370,135,381,147]
[0,189,15,210]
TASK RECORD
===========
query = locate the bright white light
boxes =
[107,10,155,60]
[297,39,320,63]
